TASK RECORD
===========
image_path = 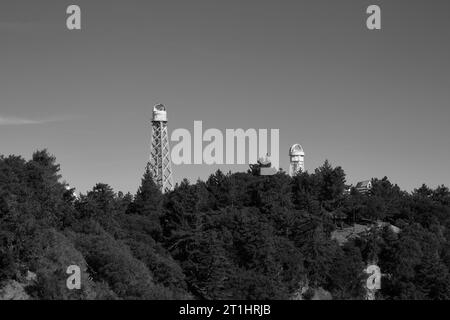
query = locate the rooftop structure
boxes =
[355,180,372,194]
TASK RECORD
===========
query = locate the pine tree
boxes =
[134,167,163,217]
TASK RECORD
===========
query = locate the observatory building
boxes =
[249,154,278,176]
[148,104,174,193]
[289,144,305,176]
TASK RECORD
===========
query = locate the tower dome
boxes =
[152,103,167,122]
[289,144,304,156]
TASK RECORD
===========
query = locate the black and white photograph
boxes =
[0,0,450,310]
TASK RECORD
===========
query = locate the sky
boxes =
[0,0,449,194]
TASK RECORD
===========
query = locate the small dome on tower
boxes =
[152,103,167,122]
[289,144,304,156]
[154,104,166,112]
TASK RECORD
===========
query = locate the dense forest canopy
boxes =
[0,150,449,299]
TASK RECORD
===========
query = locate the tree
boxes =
[134,167,163,217]
[314,160,346,202]
[300,228,337,288]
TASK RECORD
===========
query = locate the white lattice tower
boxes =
[149,104,174,193]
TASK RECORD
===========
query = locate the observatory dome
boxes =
[153,104,167,122]
[289,144,304,156]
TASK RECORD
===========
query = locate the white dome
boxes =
[152,103,167,122]
[153,104,166,112]
[289,144,304,156]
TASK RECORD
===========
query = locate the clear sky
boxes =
[0,0,449,194]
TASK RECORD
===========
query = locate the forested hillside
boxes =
[0,150,449,299]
